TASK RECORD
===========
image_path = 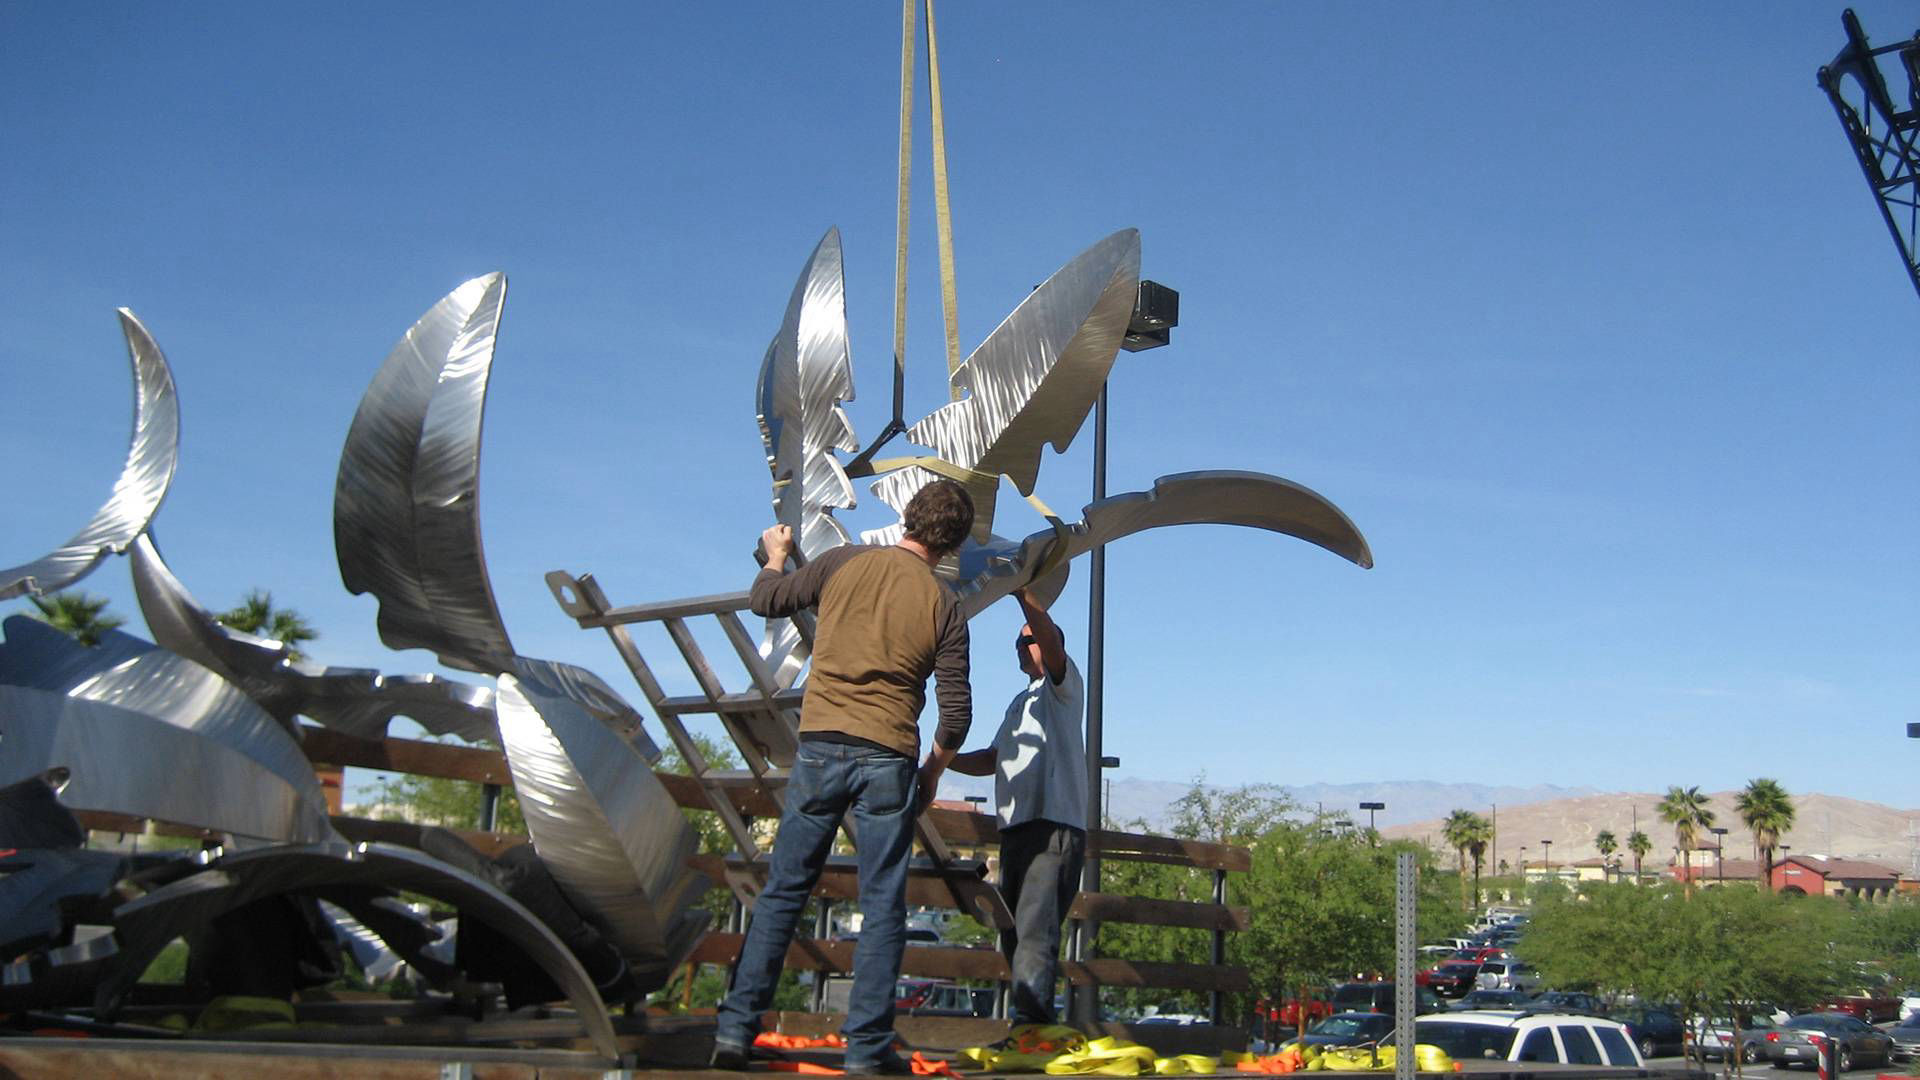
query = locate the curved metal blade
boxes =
[0,310,180,600]
[871,230,1141,539]
[334,273,514,674]
[756,228,859,688]
[131,532,500,742]
[496,669,710,990]
[952,470,1374,619]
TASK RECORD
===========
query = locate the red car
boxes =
[1819,989,1901,1024]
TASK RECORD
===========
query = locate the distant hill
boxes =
[1382,791,1920,875]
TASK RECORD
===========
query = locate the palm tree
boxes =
[216,589,318,661]
[1626,829,1652,882]
[1735,777,1795,883]
[1464,815,1492,908]
[1657,785,1716,896]
[26,590,124,646]
[1442,809,1480,911]
[1595,830,1618,881]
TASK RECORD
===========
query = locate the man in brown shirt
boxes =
[713,480,974,1074]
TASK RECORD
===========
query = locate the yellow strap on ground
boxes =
[923,0,963,392]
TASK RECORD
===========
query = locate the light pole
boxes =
[1540,839,1553,880]
[1519,845,1529,884]
[1075,281,1178,1029]
[1710,827,1729,884]
[1359,801,1385,846]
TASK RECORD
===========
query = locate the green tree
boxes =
[1627,829,1653,882]
[26,590,124,646]
[1595,830,1618,881]
[1658,786,1716,896]
[1734,778,1795,882]
[215,589,318,661]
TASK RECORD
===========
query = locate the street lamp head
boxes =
[1359,801,1385,811]
[1121,281,1179,352]
[1908,721,1919,739]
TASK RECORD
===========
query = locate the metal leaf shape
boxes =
[130,533,500,741]
[496,669,710,990]
[0,310,180,599]
[756,229,859,687]
[871,229,1140,540]
[949,470,1374,619]
[334,273,514,674]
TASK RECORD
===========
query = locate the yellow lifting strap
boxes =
[890,0,914,423]
[923,0,964,394]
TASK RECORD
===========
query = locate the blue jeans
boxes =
[715,739,917,1065]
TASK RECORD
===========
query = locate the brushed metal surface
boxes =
[131,532,500,742]
[0,616,334,842]
[334,273,514,674]
[0,310,180,600]
[497,669,709,989]
[869,229,1141,541]
[949,470,1374,618]
[756,228,859,688]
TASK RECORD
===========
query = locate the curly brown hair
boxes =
[902,479,975,555]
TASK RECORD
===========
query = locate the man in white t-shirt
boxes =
[950,587,1087,1030]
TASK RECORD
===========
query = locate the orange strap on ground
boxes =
[756,1032,848,1050]
[910,1052,961,1077]
[759,1062,844,1074]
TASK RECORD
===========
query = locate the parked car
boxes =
[895,978,980,1016]
[1694,1014,1779,1064]
[1764,1013,1895,1072]
[1453,989,1531,1011]
[1612,1004,1686,1059]
[1329,982,1445,1017]
[1880,1015,1918,1063]
[1294,1012,1397,1048]
[1413,1010,1643,1067]
[1898,988,1919,1023]
[1424,962,1483,998]
[1474,960,1540,993]
[1820,988,1903,1024]
[1525,991,1607,1016]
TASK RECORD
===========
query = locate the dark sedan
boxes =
[1425,962,1483,998]
[1613,1005,1686,1059]
[1526,991,1608,1016]
[1296,1012,1396,1048]
[1764,1013,1895,1072]
[1453,989,1530,1011]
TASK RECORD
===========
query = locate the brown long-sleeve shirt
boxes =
[750,544,971,758]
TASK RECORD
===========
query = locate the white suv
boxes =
[1415,1010,1645,1068]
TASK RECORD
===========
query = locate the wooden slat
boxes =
[299,725,511,785]
[686,934,1249,992]
[1067,892,1250,932]
[330,815,528,859]
[686,854,990,912]
[1090,828,1251,872]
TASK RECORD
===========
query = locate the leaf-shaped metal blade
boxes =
[0,310,180,600]
[872,229,1141,540]
[755,229,859,687]
[950,470,1374,619]
[334,273,515,674]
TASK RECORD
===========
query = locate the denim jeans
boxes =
[997,819,1085,1026]
[715,739,917,1064]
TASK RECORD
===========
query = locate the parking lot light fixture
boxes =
[1908,722,1919,738]
[1359,801,1385,845]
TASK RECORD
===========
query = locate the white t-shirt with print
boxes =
[991,656,1087,831]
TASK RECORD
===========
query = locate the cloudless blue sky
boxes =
[3,4,1916,815]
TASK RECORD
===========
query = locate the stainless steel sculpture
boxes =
[949,470,1373,616]
[95,842,624,1061]
[335,272,515,676]
[868,228,1141,542]
[331,274,706,991]
[497,672,709,987]
[130,532,500,743]
[0,617,335,843]
[0,310,179,600]
[755,228,858,687]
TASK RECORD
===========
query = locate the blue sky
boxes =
[3,4,1916,814]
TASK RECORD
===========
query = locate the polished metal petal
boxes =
[0,310,180,600]
[0,616,334,841]
[131,533,500,742]
[871,230,1140,540]
[97,842,621,1060]
[951,470,1374,619]
[0,686,328,843]
[756,229,859,687]
[496,670,709,990]
[334,273,515,674]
